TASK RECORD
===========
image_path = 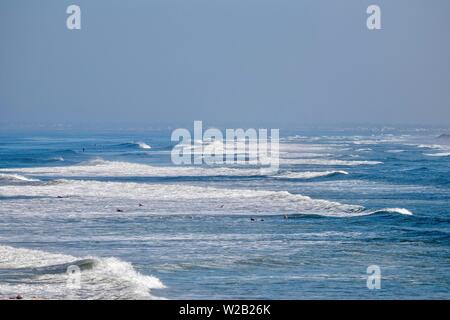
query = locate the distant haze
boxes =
[1,0,450,127]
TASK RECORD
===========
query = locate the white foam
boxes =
[0,245,164,300]
[424,152,450,157]
[0,160,266,178]
[0,179,360,216]
[0,244,73,269]
[137,142,151,150]
[279,158,382,166]
[0,173,39,182]
[367,208,413,216]
[280,152,332,159]
[176,139,273,156]
[0,178,413,218]
[282,135,308,141]
[351,136,407,145]
[279,143,340,152]
[385,149,405,153]
[274,170,349,179]
[415,144,449,150]
[352,140,379,145]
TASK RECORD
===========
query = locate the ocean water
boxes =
[0,127,449,299]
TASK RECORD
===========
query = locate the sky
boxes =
[1,0,450,127]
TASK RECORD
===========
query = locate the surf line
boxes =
[171,120,280,174]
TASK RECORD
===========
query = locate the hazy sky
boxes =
[1,0,449,127]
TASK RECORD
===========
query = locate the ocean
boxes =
[0,127,449,299]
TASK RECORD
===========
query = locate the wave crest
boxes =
[0,173,39,182]
[424,152,450,157]
[0,178,414,218]
[116,142,151,150]
[274,170,349,179]
[0,245,164,300]
[366,208,413,216]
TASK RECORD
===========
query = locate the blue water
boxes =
[0,127,449,299]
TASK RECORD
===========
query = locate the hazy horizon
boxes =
[1,0,450,127]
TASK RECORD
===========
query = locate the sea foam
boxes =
[0,173,39,182]
[0,178,412,218]
[0,245,164,300]
[274,170,349,179]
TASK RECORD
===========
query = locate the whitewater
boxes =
[0,128,448,299]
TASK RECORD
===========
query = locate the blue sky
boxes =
[1,0,449,127]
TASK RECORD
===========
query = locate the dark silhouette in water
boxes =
[139,203,143,207]
[116,209,124,212]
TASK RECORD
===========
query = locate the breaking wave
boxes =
[116,142,151,150]
[49,156,65,162]
[415,144,449,150]
[385,149,405,153]
[365,208,413,216]
[279,158,382,166]
[0,245,164,300]
[424,152,450,157]
[0,178,413,218]
[0,173,39,182]
[136,142,151,150]
[0,160,266,179]
[274,170,349,179]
